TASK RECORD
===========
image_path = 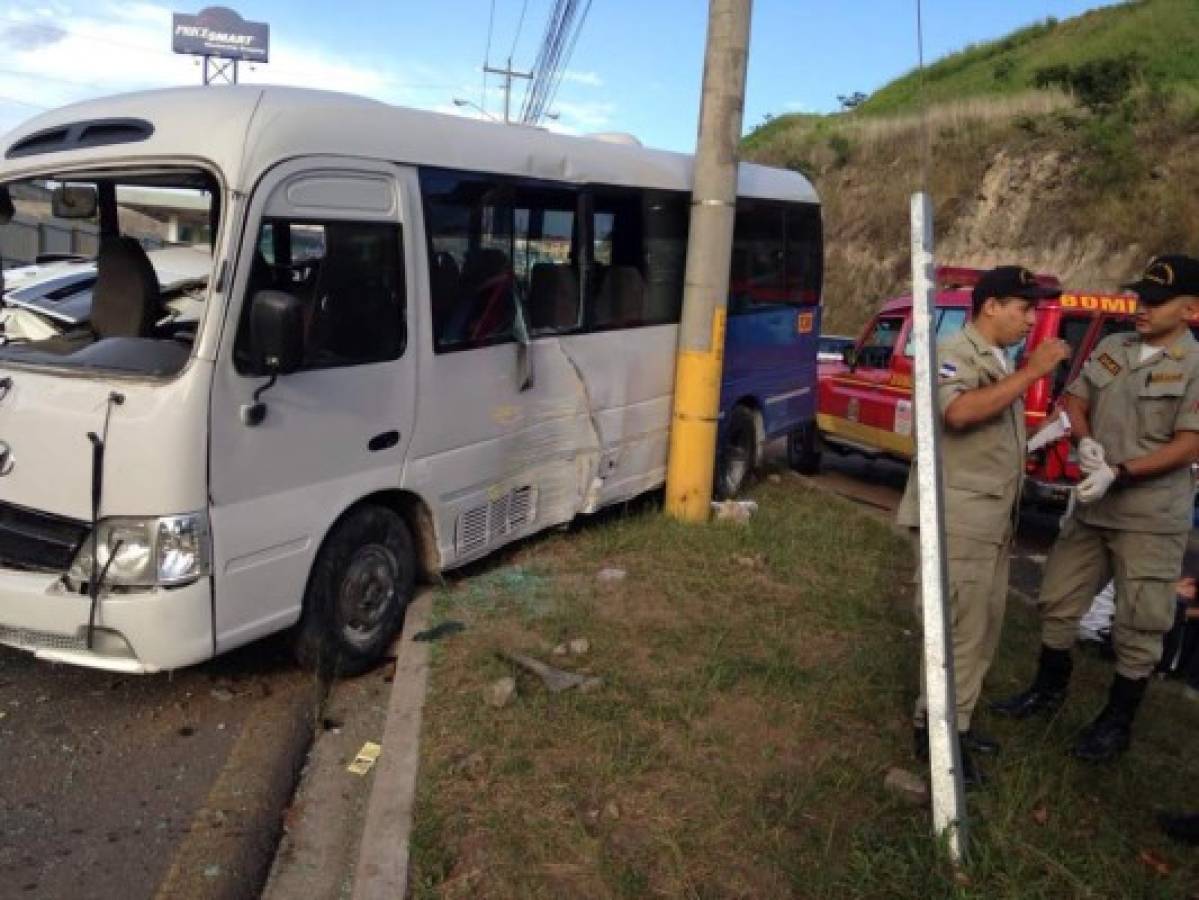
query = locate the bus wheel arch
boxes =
[292,490,435,677]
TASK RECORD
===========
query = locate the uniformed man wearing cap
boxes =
[993,255,1199,762]
[899,265,1070,786]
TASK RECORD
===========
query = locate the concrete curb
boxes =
[352,590,433,900]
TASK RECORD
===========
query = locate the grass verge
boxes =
[409,474,1199,898]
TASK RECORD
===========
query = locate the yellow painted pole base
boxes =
[665,346,724,522]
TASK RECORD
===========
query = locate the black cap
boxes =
[972,265,1061,306]
[1122,255,1199,305]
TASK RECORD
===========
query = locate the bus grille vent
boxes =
[455,486,537,557]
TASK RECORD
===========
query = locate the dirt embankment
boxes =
[748,95,1199,333]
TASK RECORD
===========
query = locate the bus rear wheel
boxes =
[716,405,759,499]
[787,422,822,475]
[294,505,415,677]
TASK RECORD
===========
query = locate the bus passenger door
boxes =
[208,159,419,652]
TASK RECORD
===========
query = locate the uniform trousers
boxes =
[1040,518,1187,680]
[913,533,1011,732]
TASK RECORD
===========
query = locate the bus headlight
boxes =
[68,512,211,589]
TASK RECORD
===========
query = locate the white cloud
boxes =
[0,1,473,133]
[560,69,602,88]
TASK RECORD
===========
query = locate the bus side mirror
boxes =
[250,290,304,376]
[242,290,304,427]
[842,346,858,369]
[51,184,98,220]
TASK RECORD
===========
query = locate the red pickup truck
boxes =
[816,267,1187,506]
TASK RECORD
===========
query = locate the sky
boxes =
[0,1,1121,151]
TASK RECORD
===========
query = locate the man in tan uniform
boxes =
[899,266,1070,786]
[993,255,1199,762]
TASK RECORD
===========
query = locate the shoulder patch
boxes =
[938,362,958,380]
[1098,353,1122,376]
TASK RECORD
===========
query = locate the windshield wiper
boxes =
[85,390,125,650]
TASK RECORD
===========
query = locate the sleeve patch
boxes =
[938,362,958,380]
[1098,353,1122,376]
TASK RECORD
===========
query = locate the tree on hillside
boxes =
[837,92,868,111]
[1033,53,1147,113]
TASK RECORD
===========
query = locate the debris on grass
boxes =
[1032,805,1049,826]
[883,767,929,806]
[711,499,759,524]
[502,651,603,694]
[414,620,467,643]
[596,567,626,583]
[347,741,382,776]
[484,677,517,709]
[1137,848,1172,877]
[568,638,590,656]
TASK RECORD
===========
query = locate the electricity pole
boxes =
[484,57,533,123]
[665,0,753,521]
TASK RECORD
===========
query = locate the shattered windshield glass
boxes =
[0,170,217,376]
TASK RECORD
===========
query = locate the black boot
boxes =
[990,646,1072,718]
[959,743,988,790]
[1072,674,1148,762]
[912,725,987,789]
[962,728,1000,755]
[1158,811,1199,845]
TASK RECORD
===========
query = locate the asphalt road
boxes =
[804,449,1062,599]
[0,633,321,900]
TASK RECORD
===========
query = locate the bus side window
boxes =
[785,205,822,305]
[235,219,406,373]
[729,200,786,314]
[590,189,646,330]
[511,185,579,335]
[420,169,517,353]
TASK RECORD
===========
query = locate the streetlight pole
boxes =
[665,0,753,521]
[452,98,501,122]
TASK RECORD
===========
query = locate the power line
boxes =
[482,0,497,112]
[509,0,531,60]
[543,0,592,122]
[519,0,592,125]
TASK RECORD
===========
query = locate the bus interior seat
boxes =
[528,263,579,332]
[595,265,646,327]
[459,247,514,340]
[91,237,161,339]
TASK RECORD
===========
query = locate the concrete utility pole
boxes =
[665,0,753,522]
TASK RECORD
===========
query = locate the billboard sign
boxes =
[172,7,269,62]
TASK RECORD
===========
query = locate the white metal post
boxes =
[910,191,967,860]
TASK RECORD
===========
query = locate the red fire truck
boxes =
[816,267,1189,506]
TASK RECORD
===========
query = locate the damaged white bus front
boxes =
[0,163,222,671]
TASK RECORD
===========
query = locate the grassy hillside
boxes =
[860,0,1199,116]
[741,0,1199,333]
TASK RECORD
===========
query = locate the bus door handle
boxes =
[368,431,400,453]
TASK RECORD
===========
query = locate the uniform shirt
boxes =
[897,322,1026,544]
[1066,329,1199,534]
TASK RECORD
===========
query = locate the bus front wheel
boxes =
[294,505,416,677]
[716,405,759,499]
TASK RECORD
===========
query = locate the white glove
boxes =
[1078,437,1107,475]
[1077,464,1117,504]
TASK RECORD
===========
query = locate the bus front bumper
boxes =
[0,569,213,673]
